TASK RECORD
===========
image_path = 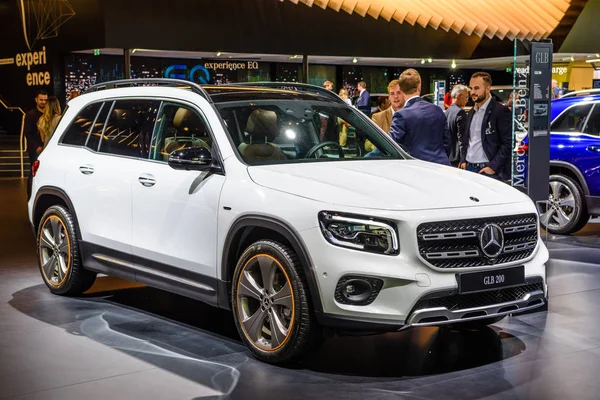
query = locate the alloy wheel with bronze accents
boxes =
[236,254,295,351]
[38,215,71,287]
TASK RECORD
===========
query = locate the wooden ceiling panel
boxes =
[285,0,572,40]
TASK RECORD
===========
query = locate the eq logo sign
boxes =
[165,61,260,84]
[165,65,211,84]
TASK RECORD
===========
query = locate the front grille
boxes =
[411,281,544,312]
[417,214,538,269]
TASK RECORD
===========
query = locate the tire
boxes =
[540,174,589,235]
[231,240,321,364]
[37,205,96,295]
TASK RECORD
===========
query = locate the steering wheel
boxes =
[305,141,345,159]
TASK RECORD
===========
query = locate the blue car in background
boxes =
[530,89,600,234]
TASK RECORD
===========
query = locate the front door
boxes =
[130,102,225,281]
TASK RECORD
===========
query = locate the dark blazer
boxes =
[24,108,43,160]
[460,97,512,180]
[445,103,467,164]
[389,97,450,165]
[356,89,371,108]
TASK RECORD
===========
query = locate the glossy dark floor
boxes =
[2,178,600,400]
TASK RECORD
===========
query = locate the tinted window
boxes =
[98,100,160,158]
[61,102,102,146]
[85,102,112,151]
[149,104,212,162]
[583,104,600,135]
[552,103,593,133]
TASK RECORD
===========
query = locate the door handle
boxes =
[79,165,94,175]
[138,176,156,187]
[586,146,600,153]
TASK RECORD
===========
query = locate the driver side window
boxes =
[150,104,212,162]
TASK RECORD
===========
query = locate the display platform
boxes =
[2,178,600,400]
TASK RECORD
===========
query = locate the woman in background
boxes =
[338,88,352,106]
[37,96,62,148]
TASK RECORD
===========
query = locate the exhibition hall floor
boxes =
[2,178,600,400]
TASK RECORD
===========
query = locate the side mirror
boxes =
[168,146,216,171]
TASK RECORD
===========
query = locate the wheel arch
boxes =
[549,161,589,196]
[221,215,323,313]
[33,186,82,240]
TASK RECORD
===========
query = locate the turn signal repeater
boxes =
[31,160,40,177]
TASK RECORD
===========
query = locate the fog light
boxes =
[335,275,384,306]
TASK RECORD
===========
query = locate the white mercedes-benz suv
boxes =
[29,79,548,364]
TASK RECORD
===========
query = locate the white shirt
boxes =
[466,95,492,163]
[404,95,419,108]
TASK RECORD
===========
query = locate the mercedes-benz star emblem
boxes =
[480,224,504,258]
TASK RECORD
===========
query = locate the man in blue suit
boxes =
[459,72,512,181]
[389,69,450,165]
[355,81,371,114]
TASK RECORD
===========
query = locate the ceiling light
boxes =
[570,56,575,62]
[352,57,358,63]
[451,60,456,69]
[596,53,600,57]
[428,58,432,63]
[421,59,426,64]
[216,52,222,57]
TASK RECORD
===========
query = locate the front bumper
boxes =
[300,204,549,330]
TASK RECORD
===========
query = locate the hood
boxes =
[247,160,529,211]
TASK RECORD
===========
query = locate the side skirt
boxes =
[79,241,229,309]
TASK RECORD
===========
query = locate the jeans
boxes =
[465,162,501,180]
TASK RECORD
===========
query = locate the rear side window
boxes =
[98,100,160,158]
[552,103,593,133]
[60,102,103,146]
[85,102,113,151]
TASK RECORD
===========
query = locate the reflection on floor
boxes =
[2,178,600,399]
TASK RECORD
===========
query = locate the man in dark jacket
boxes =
[459,72,512,181]
[389,69,450,165]
[445,84,469,167]
[24,89,48,199]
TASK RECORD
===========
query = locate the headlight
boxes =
[318,211,399,255]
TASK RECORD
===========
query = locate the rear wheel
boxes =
[231,240,321,364]
[37,205,96,295]
[539,174,589,235]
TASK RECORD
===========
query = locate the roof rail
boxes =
[561,89,600,98]
[83,78,212,103]
[223,82,345,103]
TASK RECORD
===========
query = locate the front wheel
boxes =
[539,174,589,235]
[231,240,321,364]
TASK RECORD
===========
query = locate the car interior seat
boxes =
[239,109,287,163]
[162,107,210,160]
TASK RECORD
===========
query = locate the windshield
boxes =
[215,99,406,165]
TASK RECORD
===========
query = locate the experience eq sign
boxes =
[15,46,51,86]
[165,61,260,84]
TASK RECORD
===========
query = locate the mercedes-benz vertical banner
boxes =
[528,42,553,203]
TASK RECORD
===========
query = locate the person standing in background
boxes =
[445,85,469,167]
[24,90,48,200]
[389,69,450,165]
[372,79,405,134]
[37,96,62,148]
[355,81,371,110]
